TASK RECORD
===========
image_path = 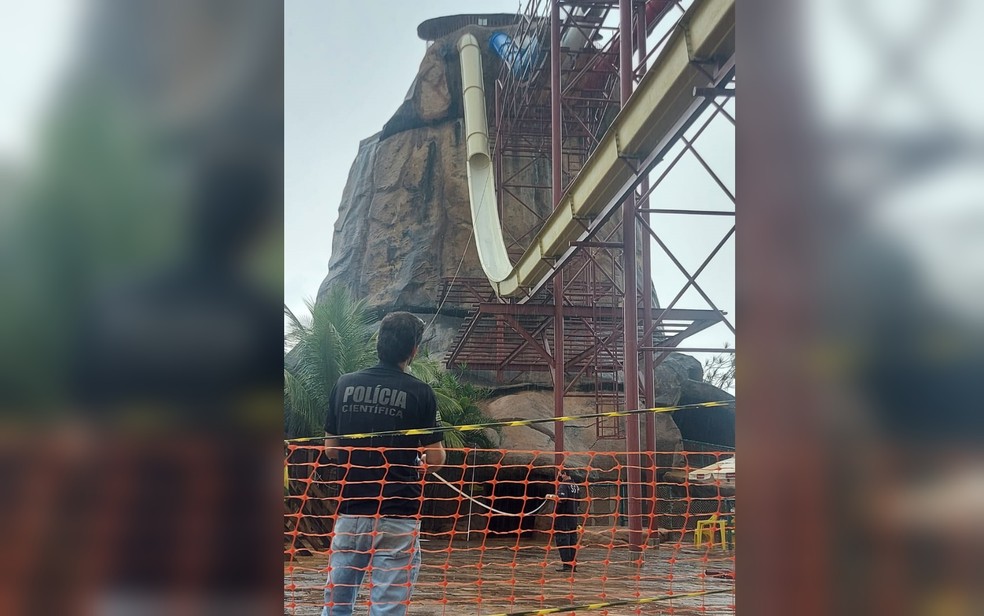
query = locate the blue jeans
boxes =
[322,516,421,616]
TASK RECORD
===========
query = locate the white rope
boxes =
[430,471,551,517]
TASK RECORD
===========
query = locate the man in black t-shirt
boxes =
[321,312,445,616]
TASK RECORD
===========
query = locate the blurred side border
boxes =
[740,0,984,614]
[0,1,284,613]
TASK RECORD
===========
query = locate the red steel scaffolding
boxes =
[443,0,735,552]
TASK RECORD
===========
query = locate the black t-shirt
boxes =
[324,363,442,516]
[554,481,583,531]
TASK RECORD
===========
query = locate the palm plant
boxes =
[411,355,498,450]
[283,287,376,439]
[702,342,736,393]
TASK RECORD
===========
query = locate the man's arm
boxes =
[421,439,445,468]
[324,433,340,462]
[323,382,343,463]
[419,385,445,468]
[317,433,341,482]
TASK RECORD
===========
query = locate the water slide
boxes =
[457,0,734,299]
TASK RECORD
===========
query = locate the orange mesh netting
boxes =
[284,445,735,616]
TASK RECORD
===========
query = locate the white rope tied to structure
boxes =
[430,470,551,517]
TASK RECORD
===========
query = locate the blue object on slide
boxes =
[488,32,514,58]
[489,31,539,80]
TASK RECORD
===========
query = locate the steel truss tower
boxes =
[444,0,735,552]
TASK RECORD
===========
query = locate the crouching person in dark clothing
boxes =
[546,467,583,573]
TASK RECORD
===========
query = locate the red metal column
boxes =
[620,0,644,554]
[637,4,657,533]
[638,0,655,451]
[551,0,565,464]
[494,79,503,206]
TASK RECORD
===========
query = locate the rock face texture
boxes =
[653,354,735,448]
[470,353,732,471]
[482,391,683,458]
[318,123,478,309]
[318,27,552,313]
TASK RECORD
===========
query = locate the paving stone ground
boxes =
[285,536,735,615]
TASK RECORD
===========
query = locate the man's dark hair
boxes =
[377,312,425,365]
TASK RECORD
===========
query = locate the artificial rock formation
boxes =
[318,123,477,309]
[318,26,551,313]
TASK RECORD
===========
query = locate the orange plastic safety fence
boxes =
[284,447,735,615]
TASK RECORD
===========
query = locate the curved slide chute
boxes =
[457,33,514,284]
[457,0,734,299]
